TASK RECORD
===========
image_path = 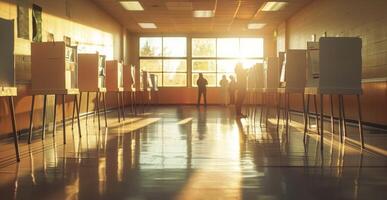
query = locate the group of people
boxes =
[196,63,249,118]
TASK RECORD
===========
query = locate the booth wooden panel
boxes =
[123,65,135,91]
[0,18,15,89]
[264,57,280,89]
[78,53,107,92]
[31,42,78,94]
[280,50,307,90]
[106,60,123,92]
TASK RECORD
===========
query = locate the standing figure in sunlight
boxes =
[228,75,237,105]
[197,73,208,106]
[235,63,249,118]
[219,75,229,106]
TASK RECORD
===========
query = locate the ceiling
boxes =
[92,0,313,35]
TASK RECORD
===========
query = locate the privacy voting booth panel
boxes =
[78,53,106,92]
[0,18,16,96]
[123,65,135,91]
[150,74,158,91]
[106,60,124,92]
[141,71,153,91]
[279,50,307,90]
[263,57,280,89]
[306,37,362,94]
[31,42,79,94]
[247,63,264,89]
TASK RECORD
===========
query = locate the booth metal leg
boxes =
[276,93,281,130]
[356,94,365,149]
[313,95,319,135]
[71,95,76,129]
[320,94,324,150]
[86,92,90,125]
[53,95,57,136]
[121,92,125,121]
[304,94,310,142]
[260,92,265,127]
[96,92,101,130]
[302,94,307,142]
[75,95,82,137]
[338,95,344,143]
[28,95,35,144]
[265,93,269,128]
[42,95,47,140]
[103,92,108,127]
[330,95,334,134]
[117,92,121,122]
[285,93,290,134]
[9,96,20,162]
[340,95,347,138]
[62,95,66,144]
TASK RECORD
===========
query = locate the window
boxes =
[139,37,264,87]
[192,37,264,86]
[140,37,187,87]
[140,37,162,57]
[192,38,216,58]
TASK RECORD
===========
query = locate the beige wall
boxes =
[277,0,387,126]
[0,0,125,138]
[286,0,387,79]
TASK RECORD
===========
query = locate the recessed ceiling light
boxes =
[120,1,144,11]
[138,23,157,29]
[247,23,266,29]
[193,10,215,18]
[260,1,288,11]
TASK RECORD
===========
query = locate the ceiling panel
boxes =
[92,0,313,34]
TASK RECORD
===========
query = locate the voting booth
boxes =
[77,53,108,129]
[304,37,364,150]
[123,65,137,114]
[277,50,307,135]
[106,60,125,122]
[30,41,82,144]
[0,18,20,161]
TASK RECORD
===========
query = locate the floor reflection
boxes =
[0,106,386,200]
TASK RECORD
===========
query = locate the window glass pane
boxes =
[163,59,187,72]
[217,38,239,57]
[192,59,216,72]
[240,38,264,58]
[192,73,216,87]
[217,73,235,87]
[217,59,239,73]
[192,38,216,57]
[140,37,162,57]
[163,73,187,87]
[140,59,162,72]
[163,37,187,57]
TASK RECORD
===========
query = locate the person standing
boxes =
[235,63,249,118]
[197,73,208,106]
[219,75,229,106]
[228,75,237,105]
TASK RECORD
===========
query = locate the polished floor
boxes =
[0,106,387,200]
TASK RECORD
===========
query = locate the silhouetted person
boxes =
[228,75,236,105]
[196,73,208,106]
[219,75,229,106]
[235,63,248,118]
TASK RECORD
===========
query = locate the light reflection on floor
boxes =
[0,106,386,200]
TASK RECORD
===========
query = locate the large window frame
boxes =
[139,36,264,88]
[139,37,188,87]
[191,37,264,87]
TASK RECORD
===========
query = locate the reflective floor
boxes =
[0,106,387,200]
